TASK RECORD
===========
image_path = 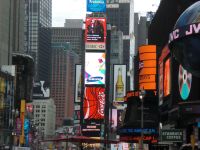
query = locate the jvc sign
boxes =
[160,129,183,142]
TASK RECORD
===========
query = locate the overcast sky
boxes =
[52,0,160,27]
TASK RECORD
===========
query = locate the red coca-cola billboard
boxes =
[83,87,105,120]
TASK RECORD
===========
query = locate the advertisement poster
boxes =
[75,65,82,102]
[83,87,105,120]
[87,0,106,12]
[113,65,126,102]
[33,81,50,99]
[85,17,106,50]
[85,52,105,85]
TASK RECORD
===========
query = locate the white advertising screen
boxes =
[85,52,106,85]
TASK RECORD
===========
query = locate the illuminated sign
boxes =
[83,87,105,120]
[164,58,171,96]
[85,18,106,50]
[85,52,105,85]
[161,129,183,142]
[113,65,126,102]
[169,22,200,44]
[120,135,158,143]
[139,45,156,90]
[87,0,106,12]
[119,128,157,135]
[26,103,33,113]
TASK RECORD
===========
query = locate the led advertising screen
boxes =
[113,65,126,102]
[83,87,105,120]
[87,0,106,12]
[164,58,171,96]
[75,65,82,102]
[139,45,156,90]
[85,52,105,85]
[85,17,106,50]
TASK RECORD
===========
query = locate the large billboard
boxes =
[87,0,106,12]
[113,65,126,102]
[139,45,156,90]
[85,17,106,50]
[83,87,105,120]
[85,52,105,85]
[32,81,50,99]
[75,65,82,102]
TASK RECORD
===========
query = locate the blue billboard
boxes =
[87,0,106,12]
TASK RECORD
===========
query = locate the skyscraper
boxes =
[51,43,79,127]
[52,19,84,64]
[0,0,25,65]
[24,0,52,82]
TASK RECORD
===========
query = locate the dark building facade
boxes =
[148,0,200,148]
[24,0,52,82]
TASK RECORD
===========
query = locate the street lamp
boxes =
[139,89,146,150]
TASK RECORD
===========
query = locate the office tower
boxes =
[24,0,52,82]
[0,0,25,65]
[51,19,84,64]
[106,0,134,90]
[51,43,79,127]
[32,98,56,138]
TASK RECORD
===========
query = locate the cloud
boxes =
[52,0,160,27]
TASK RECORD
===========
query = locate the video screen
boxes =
[85,52,105,85]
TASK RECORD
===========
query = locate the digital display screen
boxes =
[164,58,171,96]
[83,87,105,120]
[87,0,106,12]
[85,52,105,85]
[85,17,106,50]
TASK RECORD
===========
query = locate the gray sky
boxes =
[52,0,160,27]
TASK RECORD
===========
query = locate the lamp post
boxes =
[139,89,146,150]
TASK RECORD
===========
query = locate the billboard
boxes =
[83,87,105,120]
[164,58,171,96]
[75,65,82,102]
[111,109,117,131]
[139,45,156,90]
[32,81,50,99]
[85,52,105,85]
[87,0,106,12]
[85,17,106,50]
[113,65,126,102]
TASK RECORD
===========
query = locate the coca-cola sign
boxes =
[83,87,105,120]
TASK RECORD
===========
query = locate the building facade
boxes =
[0,0,25,65]
[106,0,134,90]
[51,43,79,127]
[32,98,56,138]
[24,0,52,82]
[51,19,84,64]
